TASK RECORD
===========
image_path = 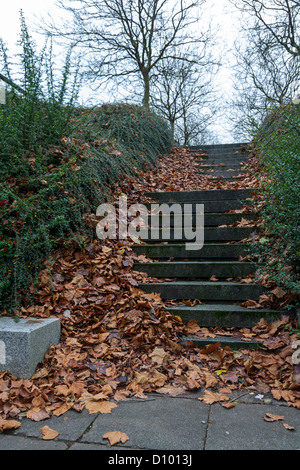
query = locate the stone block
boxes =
[0,317,61,378]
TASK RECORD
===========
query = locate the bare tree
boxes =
[227,0,300,138]
[150,50,218,142]
[229,41,299,138]
[43,0,212,108]
[231,0,300,57]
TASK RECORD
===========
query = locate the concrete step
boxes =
[152,212,256,227]
[134,261,258,278]
[145,199,247,213]
[194,156,251,163]
[197,163,248,169]
[140,281,266,301]
[207,175,246,181]
[166,304,289,328]
[197,172,246,179]
[132,243,248,259]
[196,157,249,164]
[201,149,248,156]
[187,143,249,150]
[145,189,256,203]
[141,226,255,243]
[181,335,263,350]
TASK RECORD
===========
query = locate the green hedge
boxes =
[0,103,172,315]
[0,16,172,315]
[252,104,300,296]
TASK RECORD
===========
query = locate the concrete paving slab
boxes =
[0,434,67,450]
[81,397,210,450]
[205,403,300,450]
[13,409,96,442]
[69,442,132,450]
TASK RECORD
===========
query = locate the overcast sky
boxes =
[0,0,243,142]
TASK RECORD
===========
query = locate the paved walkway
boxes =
[0,390,299,452]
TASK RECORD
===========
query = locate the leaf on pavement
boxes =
[263,413,285,422]
[199,390,230,405]
[0,419,21,433]
[222,402,236,409]
[102,431,129,447]
[40,426,60,440]
[82,392,118,415]
[282,423,295,431]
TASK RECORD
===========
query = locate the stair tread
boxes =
[145,188,256,201]
[141,281,263,286]
[166,303,281,313]
[182,336,263,349]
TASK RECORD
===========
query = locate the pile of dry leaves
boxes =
[0,147,299,431]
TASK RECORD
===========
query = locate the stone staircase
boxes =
[190,142,250,181]
[132,143,290,348]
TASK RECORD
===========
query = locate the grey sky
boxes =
[0,0,242,142]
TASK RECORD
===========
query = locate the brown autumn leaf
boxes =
[102,431,129,447]
[40,426,60,440]
[155,385,186,397]
[222,402,236,409]
[199,343,221,355]
[271,287,286,299]
[204,373,219,389]
[238,218,251,227]
[26,407,51,422]
[0,419,22,433]
[52,402,73,417]
[199,390,230,405]
[210,275,218,282]
[149,347,169,365]
[82,393,118,415]
[263,413,285,422]
[241,299,261,309]
[185,320,201,334]
[282,423,295,431]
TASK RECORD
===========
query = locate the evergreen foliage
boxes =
[252,104,300,296]
[0,18,172,315]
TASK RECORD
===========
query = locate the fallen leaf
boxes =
[82,393,118,415]
[199,390,230,405]
[271,287,286,299]
[221,402,236,409]
[263,413,285,422]
[40,426,60,440]
[241,299,261,309]
[283,423,295,431]
[155,385,185,397]
[149,347,169,365]
[102,431,129,447]
[0,419,21,433]
[204,373,219,389]
[215,369,227,376]
[185,320,201,334]
[26,407,50,422]
[52,403,73,417]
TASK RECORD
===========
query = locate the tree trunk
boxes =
[142,73,150,109]
[170,119,175,144]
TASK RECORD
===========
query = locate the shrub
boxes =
[0,18,172,315]
[251,104,300,295]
